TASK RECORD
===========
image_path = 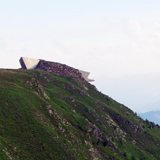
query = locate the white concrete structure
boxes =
[19,57,40,69]
[19,57,94,82]
[79,70,94,82]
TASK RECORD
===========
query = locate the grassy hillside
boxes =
[0,69,160,160]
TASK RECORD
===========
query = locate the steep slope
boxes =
[0,68,160,160]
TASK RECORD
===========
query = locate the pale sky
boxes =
[1,0,160,112]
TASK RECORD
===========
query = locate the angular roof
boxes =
[79,70,94,82]
[19,57,40,69]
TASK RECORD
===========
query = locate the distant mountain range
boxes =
[139,110,160,125]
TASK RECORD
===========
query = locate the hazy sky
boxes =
[1,0,160,112]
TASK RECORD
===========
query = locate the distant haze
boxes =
[1,0,160,113]
[95,73,160,112]
[139,111,160,125]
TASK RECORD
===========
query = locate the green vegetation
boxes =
[0,69,159,159]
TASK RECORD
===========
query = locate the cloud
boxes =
[152,22,160,30]
[128,19,141,34]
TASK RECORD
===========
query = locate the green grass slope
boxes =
[0,69,160,160]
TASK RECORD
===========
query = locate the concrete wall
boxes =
[79,70,94,82]
[19,57,40,69]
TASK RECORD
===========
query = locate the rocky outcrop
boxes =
[35,60,86,82]
[24,78,50,99]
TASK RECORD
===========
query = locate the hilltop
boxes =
[0,61,160,159]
